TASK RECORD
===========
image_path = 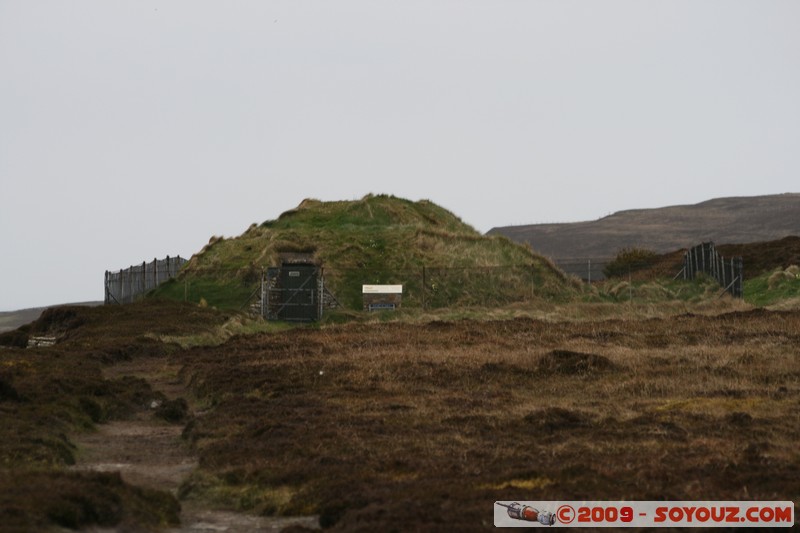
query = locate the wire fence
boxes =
[682,242,743,297]
[555,242,743,297]
[159,259,736,315]
[105,256,188,304]
[554,258,612,282]
[105,242,743,315]
[168,263,571,314]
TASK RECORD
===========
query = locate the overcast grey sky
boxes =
[1,1,799,311]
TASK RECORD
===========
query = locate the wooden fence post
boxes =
[422,266,426,310]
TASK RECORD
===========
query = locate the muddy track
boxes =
[71,359,319,532]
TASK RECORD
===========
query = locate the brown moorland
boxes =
[0,302,229,531]
[175,309,800,530]
[2,301,798,530]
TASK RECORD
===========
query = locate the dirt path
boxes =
[71,359,319,532]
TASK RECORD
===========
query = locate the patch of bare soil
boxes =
[71,359,319,532]
[71,418,194,494]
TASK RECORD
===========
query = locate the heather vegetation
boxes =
[602,247,659,278]
[5,297,799,531]
[2,197,799,530]
[0,302,227,530]
[173,311,800,530]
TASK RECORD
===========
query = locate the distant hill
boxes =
[0,308,45,333]
[0,302,102,333]
[489,194,800,260]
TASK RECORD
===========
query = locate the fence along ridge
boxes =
[104,255,188,304]
[681,242,743,298]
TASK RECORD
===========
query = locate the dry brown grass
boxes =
[174,309,800,530]
[0,302,229,530]
[5,301,796,531]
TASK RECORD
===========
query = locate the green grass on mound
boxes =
[744,266,800,307]
[151,195,576,311]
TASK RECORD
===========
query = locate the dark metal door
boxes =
[277,265,318,321]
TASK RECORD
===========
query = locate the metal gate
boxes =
[264,264,322,321]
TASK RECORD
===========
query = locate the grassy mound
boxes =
[152,195,575,310]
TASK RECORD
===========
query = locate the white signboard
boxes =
[362,284,403,294]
